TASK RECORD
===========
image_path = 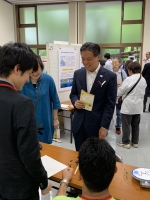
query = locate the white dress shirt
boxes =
[86,64,100,93]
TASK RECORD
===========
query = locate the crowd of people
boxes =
[0,42,149,199]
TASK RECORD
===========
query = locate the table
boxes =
[40,143,150,200]
[59,100,74,143]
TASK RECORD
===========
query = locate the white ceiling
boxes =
[5,0,86,5]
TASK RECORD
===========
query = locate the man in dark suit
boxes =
[142,63,150,112]
[0,42,52,200]
[70,42,117,151]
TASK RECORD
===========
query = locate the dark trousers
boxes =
[144,86,150,108]
[73,118,99,151]
[0,194,39,200]
[122,114,140,144]
[115,104,122,128]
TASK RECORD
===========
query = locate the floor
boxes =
[40,102,150,199]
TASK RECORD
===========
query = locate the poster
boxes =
[58,48,76,91]
[80,55,84,69]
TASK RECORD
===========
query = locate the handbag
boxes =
[117,75,141,110]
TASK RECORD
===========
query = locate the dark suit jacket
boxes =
[70,67,117,134]
[142,63,150,88]
[0,81,47,199]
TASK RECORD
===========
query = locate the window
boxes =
[123,2,143,20]
[37,4,69,44]
[86,1,121,44]
[19,7,35,24]
[122,24,142,43]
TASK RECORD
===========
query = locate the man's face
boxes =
[112,59,120,71]
[15,69,33,90]
[146,52,150,59]
[81,50,100,72]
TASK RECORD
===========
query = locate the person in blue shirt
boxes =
[20,55,61,144]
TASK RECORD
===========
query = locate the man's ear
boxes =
[13,64,20,75]
[98,54,101,61]
[78,170,82,181]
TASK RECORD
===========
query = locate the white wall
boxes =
[0,0,15,45]
[142,0,150,67]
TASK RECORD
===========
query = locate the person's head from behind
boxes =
[0,42,38,90]
[127,61,141,76]
[80,42,100,72]
[79,137,116,193]
[104,53,110,61]
[146,52,150,59]
[30,55,44,82]
[125,60,132,69]
[99,59,106,67]
[112,58,122,72]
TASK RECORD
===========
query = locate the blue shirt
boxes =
[20,73,60,144]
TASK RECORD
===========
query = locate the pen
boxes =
[74,164,79,175]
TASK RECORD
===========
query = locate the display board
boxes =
[46,43,81,102]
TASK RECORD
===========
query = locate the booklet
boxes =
[80,90,95,111]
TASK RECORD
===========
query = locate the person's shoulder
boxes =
[13,93,34,109]
[143,62,150,68]
[42,73,55,82]
[18,92,33,103]
[103,67,115,77]
[53,196,79,200]
[76,67,85,73]
[74,68,85,75]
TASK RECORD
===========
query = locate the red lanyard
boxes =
[81,195,112,200]
[0,83,18,93]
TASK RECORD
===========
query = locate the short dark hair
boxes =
[80,42,100,57]
[99,59,106,66]
[0,42,38,78]
[128,61,141,74]
[36,55,44,71]
[79,138,116,192]
[104,53,110,59]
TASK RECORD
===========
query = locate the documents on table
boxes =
[39,155,67,199]
[61,103,74,110]
[80,90,95,111]
[41,155,67,177]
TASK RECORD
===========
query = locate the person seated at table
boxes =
[53,137,117,200]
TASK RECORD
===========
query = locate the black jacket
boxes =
[0,81,48,199]
[142,63,150,88]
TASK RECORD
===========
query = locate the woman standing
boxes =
[117,62,146,149]
[20,55,61,144]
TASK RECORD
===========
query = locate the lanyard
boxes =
[81,195,112,200]
[0,83,18,93]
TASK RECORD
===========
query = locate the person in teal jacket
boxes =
[20,55,61,144]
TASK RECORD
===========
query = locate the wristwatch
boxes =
[60,179,69,186]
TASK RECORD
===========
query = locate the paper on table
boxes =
[41,155,67,177]
[80,90,95,111]
[39,156,67,199]
[61,104,69,109]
